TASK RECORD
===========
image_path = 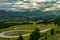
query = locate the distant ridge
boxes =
[0,10,60,22]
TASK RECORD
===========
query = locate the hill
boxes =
[0,10,29,22]
[0,10,60,22]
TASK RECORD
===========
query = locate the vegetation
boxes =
[29,29,40,40]
[44,33,47,40]
[18,34,23,40]
[0,21,33,29]
[50,28,55,35]
[0,17,60,40]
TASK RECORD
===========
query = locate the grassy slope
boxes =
[0,23,59,40]
[0,23,54,32]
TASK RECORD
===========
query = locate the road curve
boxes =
[0,28,51,38]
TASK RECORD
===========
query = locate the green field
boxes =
[0,20,60,40]
[0,23,54,32]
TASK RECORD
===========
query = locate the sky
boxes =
[0,0,60,11]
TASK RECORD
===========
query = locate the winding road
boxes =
[0,28,51,38]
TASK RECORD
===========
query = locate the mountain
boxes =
[0,10,30,22]
[0,10,60,22]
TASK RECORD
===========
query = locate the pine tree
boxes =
[29,28,40,40]
[18,34,23,40]
[50,28,54,35]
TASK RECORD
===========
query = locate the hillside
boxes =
[0,10,29,22]
[0,10,60,22]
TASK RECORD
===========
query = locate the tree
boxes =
[43,20,47,25]
[44,33,47,40]
[29,28,40,40]
[50,28,55,35]
[18,34,23,40]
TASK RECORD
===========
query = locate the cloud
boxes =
[0,0,59,11]
[46,0,56,2]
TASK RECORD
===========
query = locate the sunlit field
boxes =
[0,22,60,40]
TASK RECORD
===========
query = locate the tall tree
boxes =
[18,34,23,40]
[44,33,47,40]
[50,28,55,35]
[29,28,40,40]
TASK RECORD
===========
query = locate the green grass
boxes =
[0,23,54,32]
[0,23,60,40]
